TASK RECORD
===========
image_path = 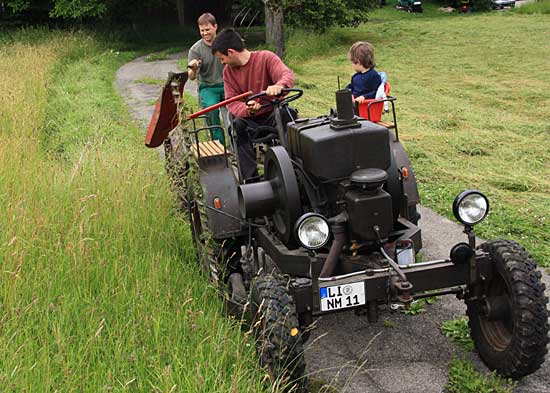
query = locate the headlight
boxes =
[295,213,330,250]
[452,190,489,226]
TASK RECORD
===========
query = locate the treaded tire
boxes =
[467,240,549,379]
[249,274,307,391]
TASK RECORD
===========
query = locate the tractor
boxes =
[145,71,549,391]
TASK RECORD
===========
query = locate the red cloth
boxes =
[224,50,295,118]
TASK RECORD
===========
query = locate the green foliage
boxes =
[515,0,550,14]
[441,318,475,351]
[49,0,107,18]
[4,0,176,22]
[284,0,378,31]
[6,0,32,12]
[446,358,516,393]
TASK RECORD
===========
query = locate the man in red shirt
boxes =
[212,28,296,181]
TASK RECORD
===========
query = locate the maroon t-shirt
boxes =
[224,50,295,118]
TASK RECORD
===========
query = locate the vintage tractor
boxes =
[146,72,549,390]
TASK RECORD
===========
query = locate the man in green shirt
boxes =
[188,13,225,143]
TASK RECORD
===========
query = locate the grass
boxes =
[287,1,550,266]
[446,358,516,393]
[401,296,438,315]
[515,0,550,14]
[0,28,268,392]
[144,46,183,61]
[441,318,475,351]
[134,77,166,85]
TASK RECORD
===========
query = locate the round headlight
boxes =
[295,213,330,250]
[452,190,489,226]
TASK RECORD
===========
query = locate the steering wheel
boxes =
[246,88,303,109]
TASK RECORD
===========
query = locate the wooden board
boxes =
[191,140,226,159]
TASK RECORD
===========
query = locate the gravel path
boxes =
[115,53,549,393]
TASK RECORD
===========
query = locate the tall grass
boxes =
[515,0,550,14]
[287,9,550,266]
[0,28,267,392]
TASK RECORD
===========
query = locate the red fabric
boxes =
[224,50,294,118]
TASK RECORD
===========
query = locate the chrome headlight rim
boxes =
[452,190,490,226]
[294,213,331,250]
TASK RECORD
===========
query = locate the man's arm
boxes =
[265,51,294,93]
[187,46,201,81]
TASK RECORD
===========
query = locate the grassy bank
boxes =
[0,28,267,392]
[287,5,550,266]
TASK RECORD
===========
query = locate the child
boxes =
[346,41,382,104]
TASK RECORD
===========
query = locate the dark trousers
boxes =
[230,107,297,180]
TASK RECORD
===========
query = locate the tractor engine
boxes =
[287,90,396,241]
[238,89,416,251]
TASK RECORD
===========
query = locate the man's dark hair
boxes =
[211,28,245,55]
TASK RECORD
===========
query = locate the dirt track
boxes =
[115,53,550,393]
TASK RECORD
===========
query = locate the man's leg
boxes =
[199,84,224,143]
[230,117,260,180]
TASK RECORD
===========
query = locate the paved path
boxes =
[115,53,549,393]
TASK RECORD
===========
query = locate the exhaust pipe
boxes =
[320,224,346,278]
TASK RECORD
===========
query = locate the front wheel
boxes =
[466,240,549,379]
[249,274,307,390]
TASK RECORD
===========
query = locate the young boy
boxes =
[346,41,382,104]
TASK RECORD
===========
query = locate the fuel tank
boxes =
[287,117,391,182]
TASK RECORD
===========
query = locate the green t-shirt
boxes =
[188,39,224,86]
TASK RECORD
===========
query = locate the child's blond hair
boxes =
[349,41,376,69]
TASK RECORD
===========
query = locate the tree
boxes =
[264,0,284,58]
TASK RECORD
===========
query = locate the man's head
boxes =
[197,13,218,45]
[211,28,246,66]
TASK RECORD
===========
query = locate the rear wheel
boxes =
[466,240,549,379]
[249,274,307,391]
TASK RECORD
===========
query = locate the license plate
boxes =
[320,282,366,311]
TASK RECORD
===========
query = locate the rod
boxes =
[188,90,252,120]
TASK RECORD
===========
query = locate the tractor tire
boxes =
[466,240,549,379]
[249,274,307,391]
[187,179,222,286]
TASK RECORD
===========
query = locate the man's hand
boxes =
[246,100,262,116]
[265,84,283,96]
[355,96,366,104]
[188,59,202,70]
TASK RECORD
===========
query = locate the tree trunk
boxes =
[264,0,284,59]
[176,0,185,27]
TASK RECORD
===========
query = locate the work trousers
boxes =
[198,82,225,143]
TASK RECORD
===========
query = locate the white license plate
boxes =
[320,281,366,311]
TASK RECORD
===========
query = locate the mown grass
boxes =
[287,3,550,266]
[0,28,268,392]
